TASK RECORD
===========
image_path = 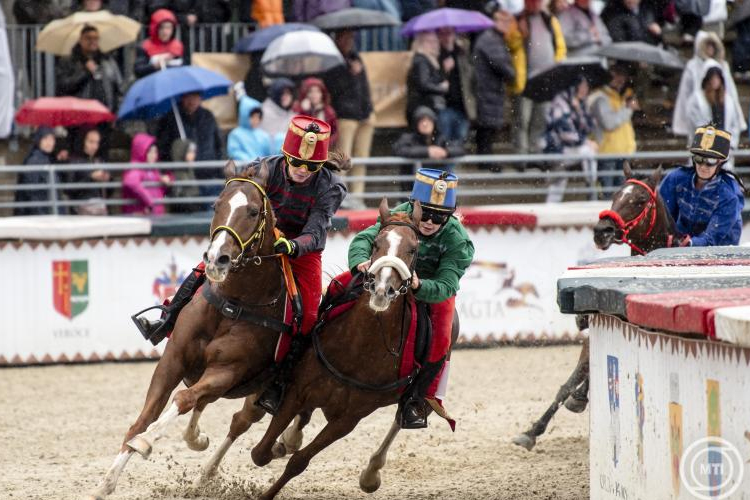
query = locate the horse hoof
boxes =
[564,396,588,413]
[512,433,536,451]
[186,433,210,452]
[359,469,381,493]
[271,441,287,459]
[126,435,153,459]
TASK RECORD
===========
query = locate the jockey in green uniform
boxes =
[348,169,475,428]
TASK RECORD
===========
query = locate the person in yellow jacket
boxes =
[588,62,638,196]
[509,0,567,156]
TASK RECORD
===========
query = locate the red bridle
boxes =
[598,179,658,256]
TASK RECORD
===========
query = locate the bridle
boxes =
[209,177,271,269]
[598,178,658,256]
[363,220,420,297]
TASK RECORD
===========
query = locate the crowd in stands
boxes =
[5,0,750,216]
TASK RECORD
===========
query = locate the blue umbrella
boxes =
[233,23,321,53]
[118,66,232,122]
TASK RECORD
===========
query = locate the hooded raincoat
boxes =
[260,78,296,151]
[292,78,338,146]
[227,96,273,162]
[134,9,184,78]
[14,127,56,216]
[122,133,172,215]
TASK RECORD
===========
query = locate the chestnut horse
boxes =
[513,164,678,451]
[86,161,294,499]
[214,199,457,500]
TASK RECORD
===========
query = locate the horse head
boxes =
[203,160,275,282]
[594,162,664,254]
[364,198,422,312]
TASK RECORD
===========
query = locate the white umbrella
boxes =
[261,31,344,78]
[36,10,141,56]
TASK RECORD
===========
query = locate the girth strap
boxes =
[202,285,291,334]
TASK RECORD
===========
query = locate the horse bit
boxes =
[598,178,657,256]
[363,220,420,297]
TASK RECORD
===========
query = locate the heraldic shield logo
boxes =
[52,260,89,319]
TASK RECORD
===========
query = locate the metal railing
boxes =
[2,151,749,215]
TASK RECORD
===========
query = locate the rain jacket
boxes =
[601,0,660,44]
[659,166,744,246]
[348,202,475,303]
[673,32,746,136]
[292,78,338,146]
[261,78,296,151]
[589,85,636,154]
[406,52,448,122]
[55,44,123,112]
[134,8,184,78]
[543,86,595,153]
[511,12,566,95]
[472,27,517,129]
[122,133,172,215]
[557,4,611,56]
[227,96,273,162]
[14,127,56,216]
[324,49,373,121]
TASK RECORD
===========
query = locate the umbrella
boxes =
[15,97,115,127]
[261,31,344,78]
[311,8,401,30]
[728,0,750,29]
[35,10,141,56]
[233,23,321,53]
[595,42,684,70]
[401,8,493,36]
[522,58,609,102]
[118,66,231,139]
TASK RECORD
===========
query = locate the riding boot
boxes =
[399,397,428,429]
[256,335,309,415]
[132,265,206,345]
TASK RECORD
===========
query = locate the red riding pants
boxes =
[425,296,455,399]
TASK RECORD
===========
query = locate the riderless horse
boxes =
[86,161,301,499]
[513,164,677,451]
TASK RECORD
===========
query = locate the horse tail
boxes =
[325,150,352,173]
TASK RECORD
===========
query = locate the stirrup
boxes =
[131,304,170,345]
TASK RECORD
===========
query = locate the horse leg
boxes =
[259,416,361,500]
[564,339,590,413]
[86,338,191,499]
[359,418,401,493]
[272,409,313,459]
[512,338,590,451]
[183,403,210,452]
[195,394,266,486]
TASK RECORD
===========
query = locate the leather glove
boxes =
[274,237,298,257]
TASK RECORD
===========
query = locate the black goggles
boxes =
[692,155,721,167]
[420,210,450,225]
[285,155,324,173]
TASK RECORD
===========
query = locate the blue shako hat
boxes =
[410,168,458,213]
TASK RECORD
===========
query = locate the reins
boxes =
[598,179,658,256]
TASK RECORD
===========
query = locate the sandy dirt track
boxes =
[0,346,589,500]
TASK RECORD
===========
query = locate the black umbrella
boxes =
[522,58,609,102]
[310,7,401,30]
[595,42,684,70]
[728,0,750,29]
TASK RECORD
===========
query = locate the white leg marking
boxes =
[87,450,134,499]
[127,402,181,458]
[280,415,305,453]
[195,436,235,486]
[360,419,401,493]
[183,409,210,452]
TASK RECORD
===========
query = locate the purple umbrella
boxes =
[400,8,494,36]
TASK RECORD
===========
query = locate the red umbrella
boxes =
[15,97,116,127]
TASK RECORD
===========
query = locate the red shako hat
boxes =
[281,115,331,162]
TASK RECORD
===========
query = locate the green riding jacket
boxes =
[348,202,475,303]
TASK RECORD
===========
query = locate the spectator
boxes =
[512,0,567,155]
[122,133,173,216]
[260,78,296,151]
[243,0,285,27]
[733,14,750,79]
[243,52,267,102]
[673,31,744,137]
[66,127,110,215]
[228,95,273,162]
[292,77,338,146]
[601,0,661,44]
[542,77,597,202]
[557,0,611,56]
[406,31,449,125]
[155,92,223,200]
[437,27,474,145]
[55,25,124,113]
[293,0,351,21]
[324,29,374,209]
[675,0,708,42]
[402,0,437,21]
[169,138,200,213]
[14,127,56,216]
[685,61,746,168]
[589,63,638,194]
[472,2,518,156]
[393,106,465,174]
[12,0,64,24]
[78,0,105,11]
[134,9,184,78]
[107,0,147,22]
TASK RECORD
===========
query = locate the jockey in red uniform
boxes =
[134,115,347,413]
[348,169,475,428]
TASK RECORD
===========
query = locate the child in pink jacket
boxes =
[122,133,173,215]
